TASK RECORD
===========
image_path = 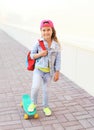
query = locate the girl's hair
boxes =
[52,28,60,47]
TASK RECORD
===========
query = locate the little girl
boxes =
[28,20,61,116]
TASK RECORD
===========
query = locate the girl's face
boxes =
[41,27,53,41]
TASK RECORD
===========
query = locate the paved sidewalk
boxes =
[0,29,94,130]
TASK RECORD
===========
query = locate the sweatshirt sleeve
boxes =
[30,42,39,59]
[54,47,61,71]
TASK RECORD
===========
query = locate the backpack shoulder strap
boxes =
[38,40,46,50]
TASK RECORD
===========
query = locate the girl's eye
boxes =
[42,29,46,32]
[47,29,50,31]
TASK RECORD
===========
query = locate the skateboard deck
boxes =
[21,94,38,119]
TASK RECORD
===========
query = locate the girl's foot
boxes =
[28,103,36,112]
[43,107,52,116]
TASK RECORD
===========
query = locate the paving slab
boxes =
[0,29,94,130]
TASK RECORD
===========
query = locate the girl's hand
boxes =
[54,71,60,82]
[34,50,48,59]
[39,50,48,57]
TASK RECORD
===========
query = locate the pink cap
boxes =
[40,20,54,29]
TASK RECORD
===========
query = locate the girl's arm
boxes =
[54,47,61,81]
[30,42,48,59]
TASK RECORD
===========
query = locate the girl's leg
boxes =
[42,73,52,107]
[31,69,42,104]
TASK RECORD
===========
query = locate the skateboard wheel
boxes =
[20,102,23,107]
[34,113,39,119]
[24,114,29,119]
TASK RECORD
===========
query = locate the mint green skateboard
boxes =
[20,94,39,119]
